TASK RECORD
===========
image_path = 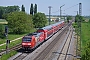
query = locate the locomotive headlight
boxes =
[22,43,25,45]
[28,43,31,45]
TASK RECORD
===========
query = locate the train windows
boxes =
[23,37,32,42]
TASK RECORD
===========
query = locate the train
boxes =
[22,21,65,50]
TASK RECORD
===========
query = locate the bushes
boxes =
[81,41,90,60]
[72,23,78,28]
[81,23,90,60]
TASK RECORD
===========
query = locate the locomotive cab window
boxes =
[23,37,32,42]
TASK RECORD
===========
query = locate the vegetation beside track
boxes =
[0,51,17,60]
[0,34,25,44]
[81,22,90,60]
[72,17,90,60]
[0,39,21,50]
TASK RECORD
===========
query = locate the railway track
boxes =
[13,53,29,60]
[44,26,73,60]
[57,26,73,60]
[0,44,21,56]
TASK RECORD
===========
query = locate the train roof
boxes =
[25,32,43,37]
[32,32,42,37]
[40,25,53,30]
[38,21,64,30]
[51,22,62,26]
[50,21,64,27]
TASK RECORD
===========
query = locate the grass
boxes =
[72,22,90,55]
[0,34,26,44]
[0,51,17,60]
[81,22,90,52]
[0,39,21,50]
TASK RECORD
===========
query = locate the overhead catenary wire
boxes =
[51,4,79,14]
[52,9,59,14]
[63,4,78,11]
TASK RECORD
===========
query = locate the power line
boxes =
[52,9,59,13]
[63,4,78,11]
[51,4,79,14]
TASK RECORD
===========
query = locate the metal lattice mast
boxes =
[79,3,82,58]
[48,6,52,25]
[76,3,82,59]
[79,3,82,16]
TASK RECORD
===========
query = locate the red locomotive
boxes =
[22,21,65,50]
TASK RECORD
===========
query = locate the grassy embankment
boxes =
[73,21,90,56]
[81,22,90,54]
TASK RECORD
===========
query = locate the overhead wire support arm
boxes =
[60,4,65,20]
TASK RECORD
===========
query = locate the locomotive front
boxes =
[22,36,36,50]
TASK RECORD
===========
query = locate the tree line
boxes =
[0,6,20,19]
[21,3,37,15]
[0,4,47,38]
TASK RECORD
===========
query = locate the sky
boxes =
[0,0,90,16]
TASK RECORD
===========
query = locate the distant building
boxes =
[46,16,61,21]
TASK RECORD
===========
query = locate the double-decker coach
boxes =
[37,25,53,39]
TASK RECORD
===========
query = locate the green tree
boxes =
[67,16,72,23]
[33,12,47,28]
[82,41,90,60]
[21,5,25,12]
[75,15,79,23]
[0,24,5,38]
[5,6,20,13]
[34,4,37,14]
[30,3,33,15]
[0,6,20,19]
[89,19,90,23]
[0,9,3,19]
[0,6,4,19]
[6,11,33,34]
[75,15,84,23]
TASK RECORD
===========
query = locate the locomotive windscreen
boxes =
[23,37,32,42]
